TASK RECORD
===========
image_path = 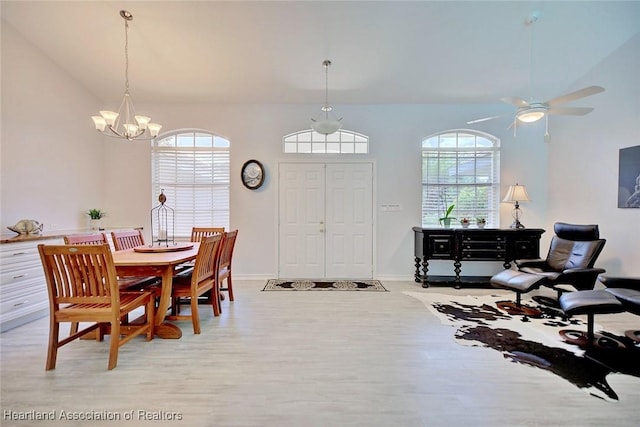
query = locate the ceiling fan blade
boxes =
[547,107,594,116]
[500,97,530,108]
[467,115,503,125]
[545,86,605,106]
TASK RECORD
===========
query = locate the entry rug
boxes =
[263,279,387,292]
[404,291,640,402]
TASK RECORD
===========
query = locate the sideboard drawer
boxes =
[428,236,454,259]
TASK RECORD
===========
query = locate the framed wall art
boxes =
[618,145,640,208]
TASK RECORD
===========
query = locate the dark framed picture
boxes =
[618,145,640,208]
[241,159,265,190]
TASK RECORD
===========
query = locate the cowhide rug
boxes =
[404,291,640,402]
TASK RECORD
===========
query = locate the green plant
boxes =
[87,209,106,220]
[476,217,486,224]
[439,204,456,225]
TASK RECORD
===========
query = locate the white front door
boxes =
[278,162,373,279]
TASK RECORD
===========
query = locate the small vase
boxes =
[442,218,452,228]
[477,223,486,229]
[90,219,102,231]
[461,222,470,228]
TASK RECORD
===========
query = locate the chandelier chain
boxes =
[124,19,130,92]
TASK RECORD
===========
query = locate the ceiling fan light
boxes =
[517,108,546,123]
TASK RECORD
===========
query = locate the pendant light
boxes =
[91,10,161,141]
[310,60,342,135]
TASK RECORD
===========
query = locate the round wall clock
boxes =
[241,159,265,190]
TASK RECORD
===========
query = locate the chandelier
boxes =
[310,60,342,135]
[91,10,161,141]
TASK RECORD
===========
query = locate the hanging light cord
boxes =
[123,15,130,93]
[322,60,332,117]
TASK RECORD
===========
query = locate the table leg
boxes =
[154,266,182,339]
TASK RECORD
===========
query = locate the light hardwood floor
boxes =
[1,280,638,427]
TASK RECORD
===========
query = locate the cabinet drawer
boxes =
[428,236,454,258]
[1,264,45,287]
[460,250,506,260]
[461,241,507,251]
[0,287,49,317]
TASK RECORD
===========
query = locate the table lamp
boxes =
[502,183,530,229]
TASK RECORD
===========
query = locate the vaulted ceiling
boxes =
[2,1,639,107]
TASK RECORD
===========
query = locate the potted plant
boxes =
[439,204,456,228]
[476,217,486,229]
[460,217,470,228]
[87,209,106,230]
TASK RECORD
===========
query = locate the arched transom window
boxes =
[283,129,369,154]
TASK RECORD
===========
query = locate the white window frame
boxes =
[283,129,369,154]
[421,130,500,227]
[151,130,230,239]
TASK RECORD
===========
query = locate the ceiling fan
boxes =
[467,11,605,140]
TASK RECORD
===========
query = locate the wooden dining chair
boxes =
[64,233,157,337]
[216,230,239,312]
[111,229,146,251]
[190,227,225,242]
[38,243,154,370]
[175,226,225,278]
[167,234,223,334]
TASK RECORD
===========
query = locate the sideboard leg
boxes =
[453,260,462,289]
[421,258,429,288]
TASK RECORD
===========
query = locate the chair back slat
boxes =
[190,227,225,242]
[111,229,145,251]
[39,244,119,306]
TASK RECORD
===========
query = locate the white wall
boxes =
[547,33,640,277]
[2,21,636,280]
[1,22,104,231]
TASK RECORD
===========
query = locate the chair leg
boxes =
[211,285,220,317]
[146,298,155,341]
[46,320,60,371]
[587,313,595,344]
[227,274,234,302]
[108,321,120,370]
[191,297,201,334]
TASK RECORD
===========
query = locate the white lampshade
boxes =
[91,116,107,131]
[135,115,151,130]
[123,123,139,137]
[148,123,162,137]
[502,183,531,203]
[99,110,119,126]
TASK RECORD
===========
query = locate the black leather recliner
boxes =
[517,222,607,293]
[491,222,606,314]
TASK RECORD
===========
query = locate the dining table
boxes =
[111,242,200,339]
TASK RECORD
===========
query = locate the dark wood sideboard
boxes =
[412,227,545,288]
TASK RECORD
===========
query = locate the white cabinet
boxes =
[0,238,62,332]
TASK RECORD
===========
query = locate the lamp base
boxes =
[510,220,525,229]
